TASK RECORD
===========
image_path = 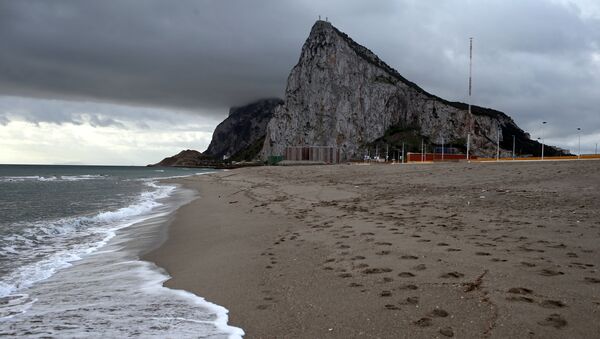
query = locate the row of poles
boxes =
[469,38,595,160]
[358,36,595,162]
[538,122,596,160]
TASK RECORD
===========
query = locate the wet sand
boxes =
[144,160,600,338]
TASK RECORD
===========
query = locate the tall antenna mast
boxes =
[466,37,473,161]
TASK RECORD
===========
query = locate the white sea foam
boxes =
[0,181,175,298]
[0,179,243,338]
[0,174,105,182]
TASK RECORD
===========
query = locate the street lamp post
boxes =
[466,37,473,162]
[512,135,516,160]
[402,142,405,164]
[496,128,501,161]
[577,128,581,160]
[441,136,445,161]
[541,121,547,160]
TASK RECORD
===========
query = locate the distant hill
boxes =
[148,149,214,167]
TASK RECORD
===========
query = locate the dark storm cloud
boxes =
[1,0,599,146]
[0,0,312,113]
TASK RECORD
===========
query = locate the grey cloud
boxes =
[0,0,599,150]
[0,96,221,130]
[80,114,125,129]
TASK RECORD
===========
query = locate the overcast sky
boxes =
[1,0,599,165]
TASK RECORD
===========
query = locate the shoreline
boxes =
[0,176,243,337]
[145,162,600,338]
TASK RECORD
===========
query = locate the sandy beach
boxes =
[144,160,600,338]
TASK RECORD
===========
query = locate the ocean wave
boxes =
[0,174,105,183]
[0,181,175,299]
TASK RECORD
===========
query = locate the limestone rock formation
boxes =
[205,98,283,160]
[262,20,563,159]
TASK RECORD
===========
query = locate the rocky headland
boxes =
[153,20,565,167]
[261,20,564,159]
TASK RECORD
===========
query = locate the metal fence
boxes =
[284,146,341,164]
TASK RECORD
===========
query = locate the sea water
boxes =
[0,165,243,338]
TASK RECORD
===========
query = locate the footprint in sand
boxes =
[440,272,464,278]
[437,242,449,246]
[398,272,416,278]
[349,282,363,287]
[539,269,565,276]
[521,262,536,267]
[399,296,419,305]
[413,264,427,271]
[507,296,534,303]
[540,300,566,309]
[351,255,366,260]
[256,304,269,310]
[375,242,393,246]
[475,252,491,256]
[376,250,391,255]
[380,290,392,297]
[490,258,508,262]
[401,255,418,260]
[538,313,567,329]
[447,248,462,252]
[584,277,600,283]
[547,243,567,249]
[439,327,454,337]
[385,304,400,310]
[398,284,419,290]
[363,268,393,274]
[508,287,533,295]
[429,309,449,318]
[338,273,353,278]
[413,317,432,327]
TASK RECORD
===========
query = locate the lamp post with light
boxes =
[541,121,547,160]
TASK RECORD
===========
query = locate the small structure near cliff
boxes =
[284,146,341,164]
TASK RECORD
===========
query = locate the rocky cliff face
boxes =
[262,20,562,159]
[205,98,282,160]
